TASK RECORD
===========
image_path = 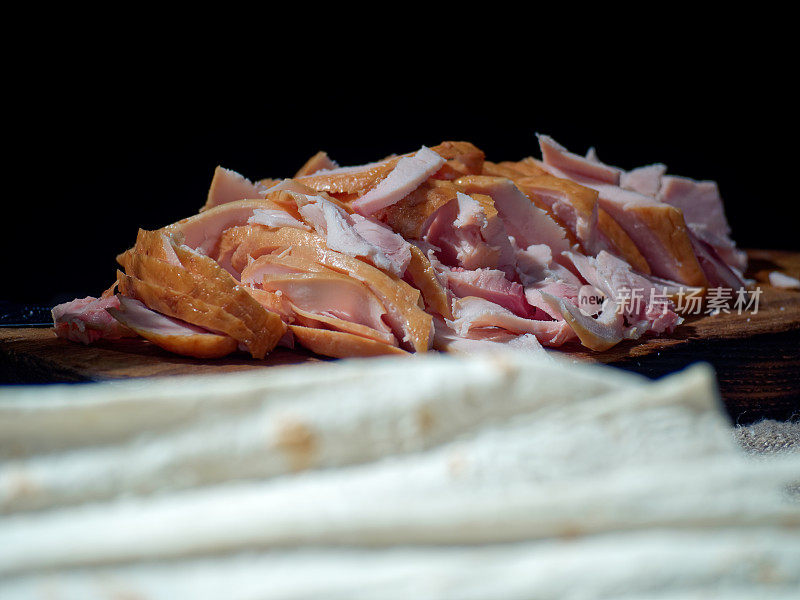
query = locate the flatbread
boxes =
[0,353,798,598]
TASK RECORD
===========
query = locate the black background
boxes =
[4,29,793,305]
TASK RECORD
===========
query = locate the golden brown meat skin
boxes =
[289,325,408,358]
[405,245,451,319]
[626,203,707,286]
[514,175,598,252]
[118,230,286,358]
[595,209,652,275]
[289,304,396,346]
[217,226,432,353]
[377,180,459,240]
[298,159,400,195]
[430,141,485,179]
[117,271,281,359]
[107,304,239,359]
[297,141,484,196]
[122,251,282,346]
[294,151,337,178]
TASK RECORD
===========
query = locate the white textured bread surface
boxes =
[0,353,798,599]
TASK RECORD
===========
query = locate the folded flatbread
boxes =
[0,353,798,599]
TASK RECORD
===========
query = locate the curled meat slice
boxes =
[298,158,399,195]
[258,272,393,339]
[165,199,292,256]
[107,296,237,358]
[294,151,338,177]
[378,179,459,240]
[351,147,445,216]
[443,267,531,318]
[118,235,285,358]
[595,209,651,275]
[290,304,396,346]
[541,292,625,352]
[430,141,485,179]
[218,226,432,352]
[514,175,599,254]
[116,272,278,358]
[240,253,333,282]
[52,296,134,344]
[216,226,322,277]
[405,245,451,319]
[538,134,622,184]
[289,325,408,358]
[288,246,432,353]
[121,248,283,346]
[455,176,570,260]
[202,166,269,212]
[448,296,575,347]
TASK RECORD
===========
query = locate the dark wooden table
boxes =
[2,250,798,424]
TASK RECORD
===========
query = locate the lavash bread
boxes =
[0,353,798,598]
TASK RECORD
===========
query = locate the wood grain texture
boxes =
[0,331,324,383]
[1,250,798,423]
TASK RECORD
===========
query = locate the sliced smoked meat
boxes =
[289,325,408,358]
[107,296,238,359]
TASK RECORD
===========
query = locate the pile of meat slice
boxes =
[53,136,747,358]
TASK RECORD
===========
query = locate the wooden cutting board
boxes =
[2,250,799,424]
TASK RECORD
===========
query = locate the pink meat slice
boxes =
[351,147,445,216]
[516,244,582,320]
[204,166,268,211]
[108,296,223,336]
[297,193,412,277]
[455,176,571,260]
[448,296,575,346]
[106,296,239,358]
[453,192,486,228]
[443,267,532,317]
[257,273,394,336]
[425,193,516,277]
[456,192,517,275]
[168,200,280,255]
[524,280,580,320]
[52,296,134,344]
[248,208,310,231]
[581,143,666,198]
[538,161,702,285]
[586,185,678,279]
[295,151,338,177]
[539,136,746,280]
[515,243,582,287]
[658,175,747,272]
[567,251,682,335]
[541,290,626,352]
[240,255,322,284]
[518,178,600,254]
[596,252,683,334]
[432,317,546,355]
[262,179,319,195]
[689,234,747,290]
[351,215,413,275]
[621,164,667,197]
[538,134,622,185]
[300,158,391,178]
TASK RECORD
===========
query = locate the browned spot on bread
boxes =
[273,418,318,472]
[416,405,435,434]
